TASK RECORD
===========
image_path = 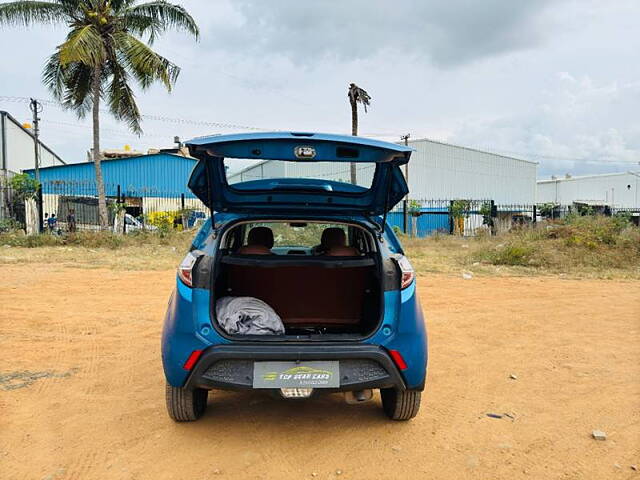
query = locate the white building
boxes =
[537,172,640,208]
[228,137,538,204]
[0,110,66,177]
[402,138,536,203]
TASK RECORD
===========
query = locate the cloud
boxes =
[218,0,556,66]
[1,0,639,178]
[451,74,640,176]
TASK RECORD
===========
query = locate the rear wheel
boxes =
[380,388,421,421]
[165,383,208,421]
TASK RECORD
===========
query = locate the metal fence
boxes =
[0,183,26,231]
[390,199,639,237]
[388,199,535,237]
[38,180,208,234]
[2,179,639,236]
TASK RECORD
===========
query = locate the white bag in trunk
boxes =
[216,296,285,335]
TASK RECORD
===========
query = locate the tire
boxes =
[165,383,208,422]
[380,388,421,421]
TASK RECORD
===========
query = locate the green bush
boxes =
[0,218,23,233]
[0,229,193,250]
[470,214,640,273]
[479,243,535,266]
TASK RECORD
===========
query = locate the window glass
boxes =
[224,159,376,189]
[243,222,349,248]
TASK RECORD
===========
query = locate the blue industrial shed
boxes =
[25,152,198,197]
[24,153,208,227]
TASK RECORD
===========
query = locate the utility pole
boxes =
[401,133,410,234]
[29,98,43,233]
[29,98,42,182]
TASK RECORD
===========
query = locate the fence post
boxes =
[181,193,185,211]
[490,199,496,236]
[532,205,537,225]
[36,184,43,234]
[448,200,454,235]
[116,185,126,234]
[402,199,408,234]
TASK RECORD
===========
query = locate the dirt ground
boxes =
[1,266,639,480]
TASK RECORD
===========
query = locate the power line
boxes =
[0,95,270,131]
[2,95,639,167]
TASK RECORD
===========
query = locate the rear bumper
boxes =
[184,344,407,392]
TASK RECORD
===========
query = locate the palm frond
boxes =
[60,61,94,117]
[0,0,67,26]
[106,63,142,134]
[43,54,94,118]
[124,0,199,39]
[42,50,66,99]
[348,83,372,112]
[119,11,162,43]
[114,31,179,90]
[59,24,105,66]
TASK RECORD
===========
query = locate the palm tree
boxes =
[0,0,199,229]
[347,82,371,185]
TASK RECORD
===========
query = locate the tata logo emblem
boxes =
[294,146,316,159]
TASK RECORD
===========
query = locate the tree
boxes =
[0,0,199,229]
[9,172,40,201]
[347,83,371,185]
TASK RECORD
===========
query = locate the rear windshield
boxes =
[224,159,375,189]
[245,222,350,248]
[222,221,373,255]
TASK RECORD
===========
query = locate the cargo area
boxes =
[213,258,381,336]
[209,219,383,338]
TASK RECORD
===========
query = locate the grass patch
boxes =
[0,230,192,270]
[1,215,638,278]
[402,215,640,278]
[0,230,192,249]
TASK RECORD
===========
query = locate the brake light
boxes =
[396,255,415,289]
[177,251,200,287]
[389,349,408,370]
[183,350,203,370]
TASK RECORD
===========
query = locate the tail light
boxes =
[177,251,200,287]
[396,255,415,289]
[389,349,408,370]
[183,350,203,370]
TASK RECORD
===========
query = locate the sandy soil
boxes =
[1,266,639,480]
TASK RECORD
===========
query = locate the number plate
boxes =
[253,361,340,388]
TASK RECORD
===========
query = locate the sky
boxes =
[0,0,639,177]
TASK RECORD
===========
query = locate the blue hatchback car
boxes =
[162,132,428,421]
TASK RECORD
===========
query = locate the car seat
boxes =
[237,226,274,255]
[322,228,359,256]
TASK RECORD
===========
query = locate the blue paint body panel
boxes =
[162,216,428,390]
[187,132,413,162]
[162,133,428,392]
[186,132,412,215]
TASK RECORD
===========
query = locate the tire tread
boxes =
[165,383,207,422]
[381,388,421,421]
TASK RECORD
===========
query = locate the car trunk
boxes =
[213,256,382,338]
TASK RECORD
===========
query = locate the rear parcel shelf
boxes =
[219,255,376,268]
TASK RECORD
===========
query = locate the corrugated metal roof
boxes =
[405,137,537,166]
[25,153,198,197]
[537,171,640,184]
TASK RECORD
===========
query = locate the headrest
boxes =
[321,228,346,249]
[247,226,274,249]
